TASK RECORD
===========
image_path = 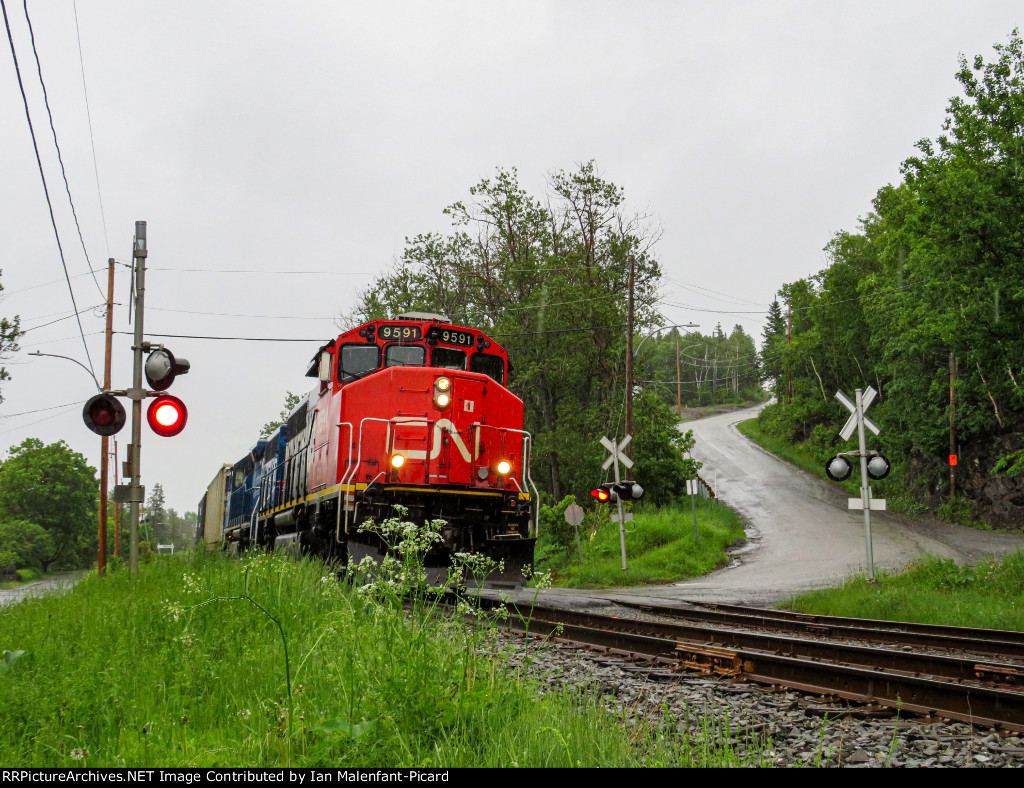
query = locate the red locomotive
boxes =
[210,313,537,584]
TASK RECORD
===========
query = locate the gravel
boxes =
[489,630,1024,768]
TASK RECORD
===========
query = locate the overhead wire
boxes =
[21,302,105,333]
[71,0,110,259]
[2,0,98,386]
[22,0,104,301]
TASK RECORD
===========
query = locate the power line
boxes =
[22,0,104,300]
[2,267,112,297]
[72,0,110,259]
[21,302,105,333]
[148,267,377,275]
[2,0,97,382]
[0,402,80,435]
[0,399,84,419]
[115,331,324,343]
[148,306,336,321]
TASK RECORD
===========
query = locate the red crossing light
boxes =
[590,485,614,503]
[83,393,126,436]
[147,394,188,437]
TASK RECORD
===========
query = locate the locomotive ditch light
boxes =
[497,460,512,475]
[147,394,188,437]
[83,393,127,436]
[825,455,853,482]
[867,455,891,480]
[390,454,406,468]
[144,348,190,392]
[477,467,489,480]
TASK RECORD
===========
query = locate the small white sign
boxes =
[686,479,699,496]
[610,512,634,523]
[848,498,886,511]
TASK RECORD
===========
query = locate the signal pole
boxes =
[98,258,115,575]
[128,221,147,574]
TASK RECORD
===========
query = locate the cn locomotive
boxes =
[197,313,538,584]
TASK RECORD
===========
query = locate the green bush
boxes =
[14,568,36,582]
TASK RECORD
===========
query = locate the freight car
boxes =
[207,313,538,584]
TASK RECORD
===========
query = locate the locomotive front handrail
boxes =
[470,423,538,537]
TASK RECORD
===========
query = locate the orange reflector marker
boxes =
[147,394,187,437]
[950,455,958,466]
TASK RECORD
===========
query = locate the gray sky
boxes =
[1,1,1020,515]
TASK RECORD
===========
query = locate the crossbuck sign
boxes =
[600,435,632,571]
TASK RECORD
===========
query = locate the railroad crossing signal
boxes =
[601,435,633,470]
[837,387,880,441]
[144,348,190,391]
[831,387,890,582]
[599,434,636,572]
[83,393,127,436]
[147,394,188,437]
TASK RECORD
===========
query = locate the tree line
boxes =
[757,31,1024,524]
[347,162,722,506]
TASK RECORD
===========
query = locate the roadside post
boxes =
[828,387,890,582]
[564,503,585,568]
[686,478,700,541]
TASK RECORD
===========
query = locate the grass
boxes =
[536,499,746,589]
[785,552,1024,631]
[0,539,763,767]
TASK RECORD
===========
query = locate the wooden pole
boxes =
[950,351,956,498]
[624,254,635,480]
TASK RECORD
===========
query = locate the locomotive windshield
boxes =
[431,346,466,371]
[338,344,380,382]
[385,345,425,367]
[470,353,504,385]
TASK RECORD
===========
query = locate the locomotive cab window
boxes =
[432,346,466,371]
[338,344,381,383]
[470,353,504,385]
[385,344,426,368]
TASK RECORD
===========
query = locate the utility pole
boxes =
[950,351,956,497]
[97,258,115,575]
[787,302,792,404]
[128,222,147,573]
[675,334,681,416]
[623,254,635,480]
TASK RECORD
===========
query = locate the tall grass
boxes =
[787,552,1024,631]
[537,500,745,589]
[0,539,761,767]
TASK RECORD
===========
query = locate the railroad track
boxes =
[486,599,1024,733]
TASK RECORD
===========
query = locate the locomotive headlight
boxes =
[434,376,452,408]
[390,454,406,468]
[497,460,512,475]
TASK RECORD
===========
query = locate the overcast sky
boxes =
[1,1,1020,516]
